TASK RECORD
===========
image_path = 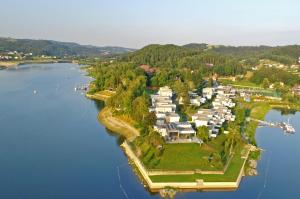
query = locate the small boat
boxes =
[74,84,88,92]
[280,118,296,134]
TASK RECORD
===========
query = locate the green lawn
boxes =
[250,102,271,120]
[150,146,246,182]
[152,135,227,171]
[206,134,227,151]
[231,81,262,88]
[219,79,261,88]
[154,143,214,170]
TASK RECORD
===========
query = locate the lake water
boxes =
[0,63,299,199]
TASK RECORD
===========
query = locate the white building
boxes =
[150,86,177,119]
[202,87,214,99]
[191,85,236,138]
[158,86,173,97]
[155,122,196,139]
[190,98,201,106]
[166,112,180,123]
[194,116,210,127]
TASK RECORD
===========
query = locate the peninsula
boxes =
[85,44,300,195]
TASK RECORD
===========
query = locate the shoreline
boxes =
[93,102,253,192]
[86,88,298,193]
[97,107,139,141]
[86,91,115,101]
[121,141,252,192]
[86,91,139,141]
[0,61,18,68]
[0,60,72,68]
[86,90,254,192]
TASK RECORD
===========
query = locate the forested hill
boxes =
[123,43,300,67]
[124,44,198,67]
[182,43,208,50]
[0,37,135,57]
[209,45,300,64]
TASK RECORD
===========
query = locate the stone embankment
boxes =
[121,141,250,191]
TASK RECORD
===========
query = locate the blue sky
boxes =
[0,0,300,48]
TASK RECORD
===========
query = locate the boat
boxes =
[33,90,37,94]
[280,118,296,134]
[74,84,89,92]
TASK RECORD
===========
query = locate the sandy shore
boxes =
[0,61,18,68]
[86,90,116,101]
[86,90,139,140]
[0,60,72,69]
[98,107,139,141]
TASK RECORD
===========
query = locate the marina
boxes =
[251,118,296,134]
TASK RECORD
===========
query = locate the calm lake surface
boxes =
[0,63,299,199]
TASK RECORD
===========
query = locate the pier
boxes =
[74,84,89,92]
[249,118,296,134]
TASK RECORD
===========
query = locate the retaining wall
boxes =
[121,141,250,191]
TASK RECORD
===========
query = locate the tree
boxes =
[210,152,223,168]
[225,124,242,156]
[132,95,149,122]
[148,128,164,147]
[146,111,157,126]
[197,126,209,142]
[173,80,190,105]
[262,78,270,89]
[208,78,214,87]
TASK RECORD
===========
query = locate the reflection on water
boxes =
[105,128,127,146]
[93,100,105,111]
[0,63,299,199]
[8,64,52,71]
[273,108,298,115]
[90,98,126,145]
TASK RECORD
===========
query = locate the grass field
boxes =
[219,79,262,88]
[250,102,271,120]
[152,135,227,171]
[154,143,214,170]
[150,145,246,182]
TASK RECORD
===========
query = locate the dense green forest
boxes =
[0,37,135,57]
[123,43,300,67]
[209,45,300,65]
[90,43,300,96]
[251,67,300,86]
[89,61,154,134]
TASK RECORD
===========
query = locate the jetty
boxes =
[74,84,89,92]
[249,118,296,134]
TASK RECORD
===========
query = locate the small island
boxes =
[85,44,300,196]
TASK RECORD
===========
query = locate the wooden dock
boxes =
[249,118,295,133]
